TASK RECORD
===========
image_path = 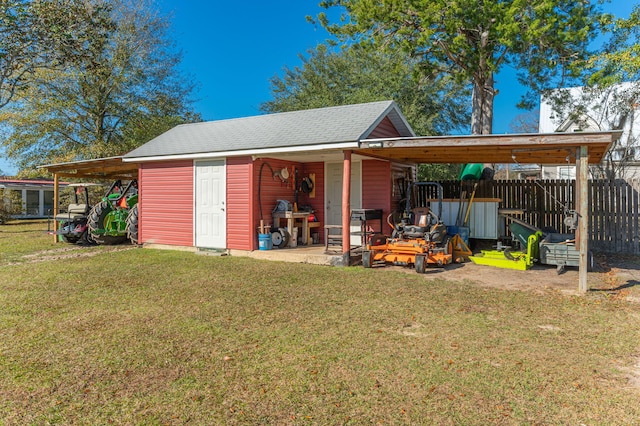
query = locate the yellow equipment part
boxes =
[469,232,541,270]
[450,234,472,263]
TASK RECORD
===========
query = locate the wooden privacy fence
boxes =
[421,179,640,255]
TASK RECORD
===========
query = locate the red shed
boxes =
[122,101,415,254]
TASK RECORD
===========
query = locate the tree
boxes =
[262,44,470,178]
[0,0,199,172]
[585,5,640,88]
[0,188,22,223]
[316,0,604,135]
[262,44,469,136]
[0,0,113,109]
[509,109,539,134]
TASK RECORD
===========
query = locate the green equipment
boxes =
[469,221,542,271]
[470,214,590,273]
[87,179,139,245]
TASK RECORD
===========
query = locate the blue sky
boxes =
[0,1,635,175]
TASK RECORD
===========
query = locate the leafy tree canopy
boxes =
[0,0,199,174]
[314,0,606,134]
[0,0,113,109]
[262,44,469,179]
[263,44,470,136]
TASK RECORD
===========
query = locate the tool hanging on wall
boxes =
[273,167,290,183]
[293,166,299,211]
[258,161,276,223]
[301,176,314,193]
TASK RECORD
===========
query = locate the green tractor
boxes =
[87,179,139,245]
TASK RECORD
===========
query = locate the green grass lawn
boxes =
[1,221,640,424]
[0,220,58,263]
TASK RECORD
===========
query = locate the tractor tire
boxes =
[80,227,95,245]
[87,200,127,245]
[126,204,139,245]
[61,234,79,244]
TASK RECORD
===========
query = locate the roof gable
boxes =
[124,101,414,160]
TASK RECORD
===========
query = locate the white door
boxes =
[326,162,361,246]
[195,160,226,248]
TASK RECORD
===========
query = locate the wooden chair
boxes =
[324,225,342,253]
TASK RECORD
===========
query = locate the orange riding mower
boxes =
[362,182,471,273]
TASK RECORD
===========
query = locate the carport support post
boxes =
[53,173,59,243]
[577,146,589,293]
[342,150,352,264]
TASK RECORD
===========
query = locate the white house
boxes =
[539,82,640,179]
[0,177,62,218]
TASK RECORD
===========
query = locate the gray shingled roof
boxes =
[124,100,414,159]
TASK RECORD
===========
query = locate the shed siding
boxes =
[362,160,391,234]
[368,116,402,139]
[139,161,194,246]
[227,156,253,250]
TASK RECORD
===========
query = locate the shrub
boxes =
[0,189,22,224]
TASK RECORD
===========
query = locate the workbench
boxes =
[272,211,313,246]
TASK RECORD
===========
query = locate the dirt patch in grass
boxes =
[13,245,135,265]
[0,220,135,266]
[378,252,640,301]
[622,357,640,390]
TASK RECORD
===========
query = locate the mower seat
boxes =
[411,207,432,227]
[55,203,88,221]
[400,207,433,239]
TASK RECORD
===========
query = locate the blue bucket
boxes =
[447,225,469,246]
[258,233,272,250]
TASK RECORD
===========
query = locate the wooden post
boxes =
[53,173,59,243]
[577,146,589,293]
[342,150,352,260]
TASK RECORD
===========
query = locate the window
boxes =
[44,191,54,216]
[26,190,39,215]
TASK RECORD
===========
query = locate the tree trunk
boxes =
[471,74,494,135]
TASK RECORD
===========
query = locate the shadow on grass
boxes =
[590,280,640,292]
[592,253,640,274]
